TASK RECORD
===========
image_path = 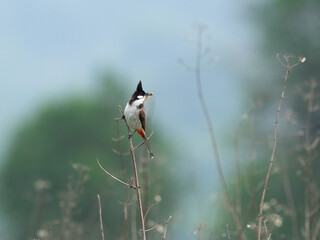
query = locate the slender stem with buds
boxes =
[194,25,246,240]
[118,105,146,240]
[162,216,172,240]
[97,194,105,240]
[257,55,304,240]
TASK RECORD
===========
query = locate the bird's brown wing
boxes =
[139,109,146,130]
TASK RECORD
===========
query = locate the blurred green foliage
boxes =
[211,0,320,239]
[0,74,175,240]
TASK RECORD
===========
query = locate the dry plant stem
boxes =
[131,195,138,240]
[312,219,320,240]
[281,153,299,240]
[257,57,293,240]
[114,120,130,239]
[97,194,105,240]
[226,224,231,240]
[144,203,159,222]
[195,26,246,240]
[309,82,320,240]
[133,132,154,151]
[234,124,242,217]
[141,155,150,232]
[304,80,316,240]
[196,223,203,240]
[145,224,158,232]
[263,220,271,240]
[118,105,146,240]
[234,108,253,217]
[162,216,172,240]
[305,187,311,240]
[97,158,136,189]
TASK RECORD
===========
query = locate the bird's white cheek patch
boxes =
[137,95,143,99]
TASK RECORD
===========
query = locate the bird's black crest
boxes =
[136,81,145,94]
[129,81,146,105]
[136,81,146,96]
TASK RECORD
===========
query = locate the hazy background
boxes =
[1,0,319,239]
[0,0,258,159]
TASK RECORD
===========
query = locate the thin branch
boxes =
[140,155,150,239]
[113,120,130,239]
[281,152,299,239]
[118,105,146,240]
[194,25,246,240]
[226,224,231,240]
[305,133,320,151]
[257,55,303,240]
[162,216,172,240]
[312,218,320,240]
[144,202,159,222]
[304,79,316,240]
[133,132,154,151]
[131,195,138,240]
[263,219,271,240]
[97,158,136,189]
[234,108,254,217]
[97,194,105,240]
[145,224,158,232]
[196,223,204,240]
[112,148,129,156]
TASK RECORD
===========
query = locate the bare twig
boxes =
[113,120,130,239]
[194,25,246,240]
[263,219,271,240]
[234,108,254,217]
[133,132,154,151]
[140,154,150,239]
[226,224,231,240]
[118,105,146,240]
[131,195,138,240]
[312,218,320,240]
[257,55,304,240]
[305,133,320,151]
[97,158,136,189]
[97,194,105,240]
[196,223,204,240]
[304,79,317,240]
[144,202,159,222]
[145,224,158,232]
[281,152,299,239]
[162,216,172,240]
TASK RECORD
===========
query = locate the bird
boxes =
[124,81,154,158]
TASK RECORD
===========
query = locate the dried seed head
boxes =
[299,57,306,63]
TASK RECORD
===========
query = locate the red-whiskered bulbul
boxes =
[124,81,154,158]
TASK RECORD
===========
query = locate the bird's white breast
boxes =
[124,101,143,130]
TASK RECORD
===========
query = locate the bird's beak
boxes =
[145,92,154,98]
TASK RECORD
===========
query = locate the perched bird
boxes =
[124,81,154,158]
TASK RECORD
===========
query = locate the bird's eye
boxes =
[137,95,143,99]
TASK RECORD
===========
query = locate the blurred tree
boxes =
[0,74,175,240]
[210,0,320,239]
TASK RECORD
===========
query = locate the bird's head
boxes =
[129,81,153,104]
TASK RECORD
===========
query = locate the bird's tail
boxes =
[137,129,154,158]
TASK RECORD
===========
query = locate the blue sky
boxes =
[0,0,261,238]
[0,0,259,156]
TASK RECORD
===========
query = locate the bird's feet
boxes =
[128,130,136,139]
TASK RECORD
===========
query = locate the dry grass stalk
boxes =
[162,216,172,240]
[118,105,146,240]
[97,194,105,240]
[257,54,304,240]
[194,25,246,240]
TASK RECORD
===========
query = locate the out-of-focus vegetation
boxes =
[1,1,320,239]
[0,75,177,240]
[210,0,320,239]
